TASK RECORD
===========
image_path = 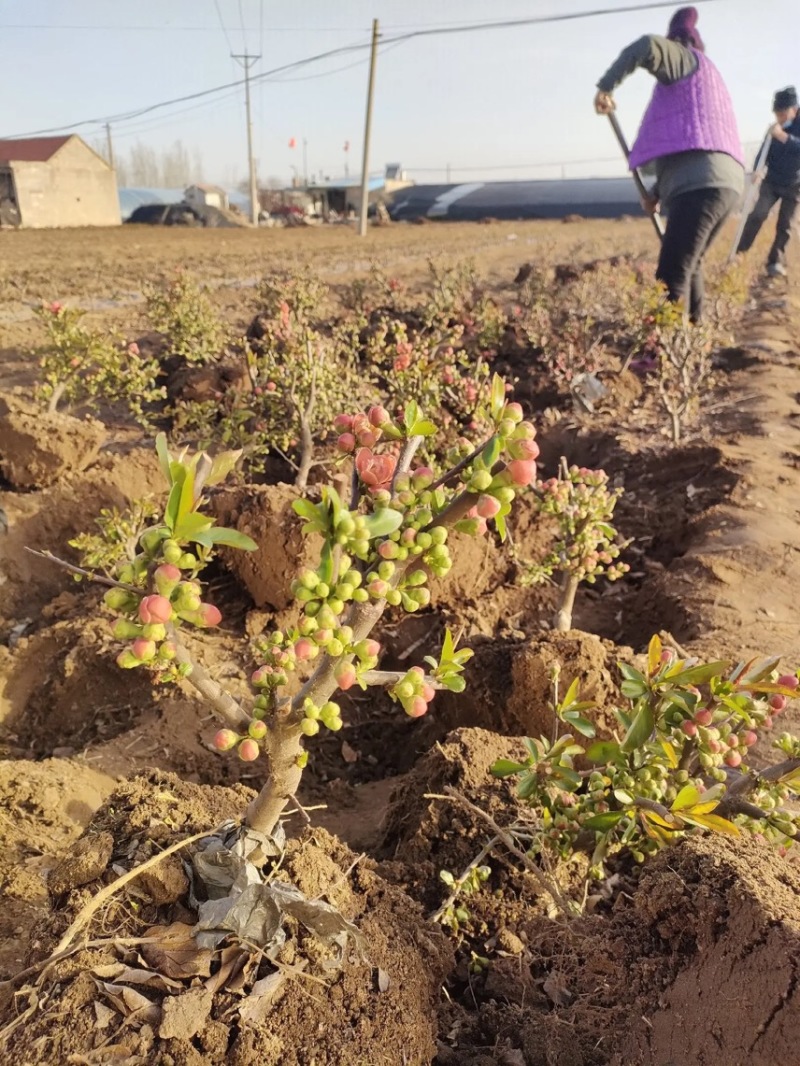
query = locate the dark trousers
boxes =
[657,187,739,323]
[736,179,800,266]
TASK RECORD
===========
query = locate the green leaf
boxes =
[173,512,214,540]
[155,433,172,482]
[619,663,647,685]
[560,677,581,711]
[584,811,625,831]
[481,436,501,469]
[441,628,455,662]
[667,661,728,687]
[516,772,540,800]
[561,710,596,738]
[621,700,655,752]
[672,784,701,811]
[193,527,258,551]
[293,499,322,522]
[439,870,455,886]
[205,449,243,486]
[490,373,506,418]
[621,680,648,700]
[442,675,466,693]
[613,789,634,806]
[585,740,623,765]
[164,481,183,532]
[363,508,404,539]
[491,758,529,778]
[409,419,436,437]
[177,464,196,525]
[494,511,507,542]
[522,737,542,763]
[403,400,420,433]
[552,766,581,789]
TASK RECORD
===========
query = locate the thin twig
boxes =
[51,825,223,957]
[428,435,494,492]
[25,548,140,594]
[431,787,572,914]
[429,836,498,923]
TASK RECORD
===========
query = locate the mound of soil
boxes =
[0,394,106,489]
[2,770,453,1066]
[610,834,800,1065]
[429,630,627,741]
[211,483,322,612]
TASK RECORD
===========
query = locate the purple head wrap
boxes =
[667,6,705,52]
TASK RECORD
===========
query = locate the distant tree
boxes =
[160,140,192,187]
[128,142,160,186]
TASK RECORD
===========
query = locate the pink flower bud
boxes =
[507,459,536,487]
[510,438,540,461]
[405,696,428,718]
[198,603,222,627]
[422,684,436,702]
[248,720,268,740]
[238,738,260,761]
[680,720,698,737]
[138,595,172,624]
[770,694,788,713]
[363,639,380,658]
[742,730,758,747]
[295,638,315,661]
[49,301,63,314]
[503,402,523,422]
[694,708,713,726]
[337,432,356,453]
[778,674,799,690]
[266,381,276,392]
[335,663,357,690]
[334,414,354,431]
[724,750,742,768]
[213,729,239,751]
[368,405,390,427]
[476,495,501,519]
[357,428,381,448]
[132,638,156,662]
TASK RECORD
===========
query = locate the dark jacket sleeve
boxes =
[597,34,698,92]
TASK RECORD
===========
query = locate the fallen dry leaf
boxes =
[238,970,289,1026]
[140,922,214,980]
[341,741,359,764]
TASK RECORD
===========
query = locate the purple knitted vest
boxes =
[629,51,744,169]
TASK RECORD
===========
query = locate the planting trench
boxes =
[2,257,800,1063]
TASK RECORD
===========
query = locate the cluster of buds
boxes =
[300,697,343,735]
[213,720,266,763]
[526,464,630,585]
[389,666,436,718]
[335,405,401,454]
[105,546,222,674]
[664,665,800,775]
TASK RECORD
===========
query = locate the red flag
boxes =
[288,137,296,149]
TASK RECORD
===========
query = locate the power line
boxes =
[212,0,234,52]
[3,0,730,139]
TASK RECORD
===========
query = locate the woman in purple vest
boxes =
[594,6,744,323]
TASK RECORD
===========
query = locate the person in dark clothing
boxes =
[736,87,800,277]
[594,6,744,322]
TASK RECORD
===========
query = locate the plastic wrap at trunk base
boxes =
[188,821,368,967]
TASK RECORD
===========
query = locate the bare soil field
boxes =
[1,217,800,1065]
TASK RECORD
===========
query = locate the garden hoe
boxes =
[607,111,665,242]
[727,127,773,264]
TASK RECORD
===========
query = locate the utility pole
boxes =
[358,19,379,238]
[104,123,115,170]
[231,50,261,226]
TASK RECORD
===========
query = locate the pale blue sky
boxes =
[0,0,793,185]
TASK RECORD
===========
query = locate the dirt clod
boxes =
[0,393,106,489]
